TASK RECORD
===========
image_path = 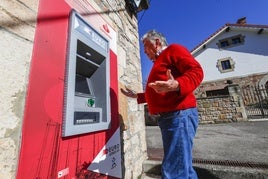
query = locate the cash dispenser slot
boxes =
[74,111,100,124]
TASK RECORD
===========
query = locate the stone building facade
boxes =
[195,73,268,98]
[145,73,268,125]
[196,84,248,124]
[0,0,147,178]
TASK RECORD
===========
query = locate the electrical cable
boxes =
[138,0,152,24]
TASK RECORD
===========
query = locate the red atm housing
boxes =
[17,0,121,178]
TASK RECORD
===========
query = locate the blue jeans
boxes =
[158,108,199,179]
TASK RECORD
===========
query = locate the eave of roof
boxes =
[191,23,268,55]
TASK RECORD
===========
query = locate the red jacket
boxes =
[137,44,203,114]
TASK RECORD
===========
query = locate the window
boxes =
[217,34,245,49]
[265,81,268,95]
[220,41,229,47]
[216,57,235,73]
[221,60,231,70]
[232,37,241,44]
[206,87,229,97]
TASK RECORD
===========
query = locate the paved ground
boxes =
[144,119,268,178]
[194,120,268,163]
[146,119,268,163]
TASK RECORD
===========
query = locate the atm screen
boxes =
[75,74,92,96]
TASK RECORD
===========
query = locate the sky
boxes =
[137,0,268,86]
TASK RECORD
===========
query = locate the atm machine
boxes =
[63,11,111,137]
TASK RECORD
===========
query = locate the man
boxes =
[121,30,203,178]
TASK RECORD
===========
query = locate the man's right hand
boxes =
[120,87,138,98]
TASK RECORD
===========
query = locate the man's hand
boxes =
[148,70,179,93]
[120,87,138,98]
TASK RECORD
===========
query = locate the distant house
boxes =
[192,18,268,98]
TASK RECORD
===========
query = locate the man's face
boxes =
[143,39,157,61]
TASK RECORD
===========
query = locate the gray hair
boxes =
[141,30,168,46]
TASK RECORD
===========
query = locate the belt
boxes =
[157,110,178,117]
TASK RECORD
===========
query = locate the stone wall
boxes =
[145,85,248,125]
[197,85,247,124]
[195,73,268,98]
[197,96,242,123]
[91,1,147,178]
[103,2,148,178]
[193,74,268,124]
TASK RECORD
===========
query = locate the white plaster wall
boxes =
[197,48,268,82]
[195,30,268,82]
[0,0,37,178]
[0,29,33,179]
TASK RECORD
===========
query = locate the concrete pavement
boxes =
[142,120,268,178]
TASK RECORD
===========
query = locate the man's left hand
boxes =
[148,70,180,93]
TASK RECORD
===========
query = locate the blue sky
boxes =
[137,0,268,85]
